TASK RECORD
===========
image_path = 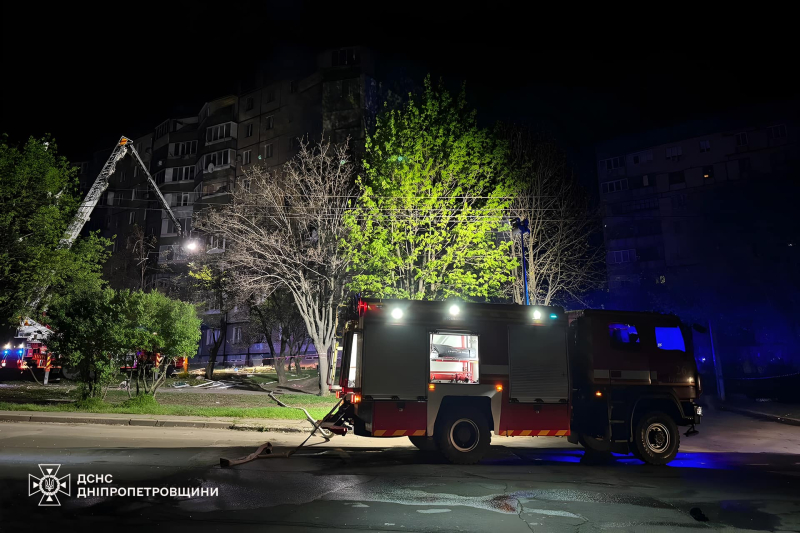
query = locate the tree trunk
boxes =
[294,356,301,374]
[275,357,288,385]
[316,343,331,396]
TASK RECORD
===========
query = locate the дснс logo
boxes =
[29,464,71,506]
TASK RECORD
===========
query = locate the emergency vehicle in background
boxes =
[323,298,703,465]
[5,136,192,380]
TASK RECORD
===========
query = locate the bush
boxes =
[73,397,106,411]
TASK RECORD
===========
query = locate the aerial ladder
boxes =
[14,136,192,381]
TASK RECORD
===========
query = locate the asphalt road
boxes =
[0,407,798,532]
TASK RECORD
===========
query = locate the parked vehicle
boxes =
[322,299,702,465]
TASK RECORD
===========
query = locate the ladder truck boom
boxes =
[21,135,188,342]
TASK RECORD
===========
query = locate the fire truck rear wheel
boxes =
[633,412,680,465]
[435,412,491,464]
[408,436,437,452]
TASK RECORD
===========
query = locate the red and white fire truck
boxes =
[324,298,702,465]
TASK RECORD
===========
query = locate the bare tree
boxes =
[500,126,604,306]
[194,138,354,395]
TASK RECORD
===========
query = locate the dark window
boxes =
[632,155,640,165]
[332,48,360,67]
[290,137,301,151]
[703,165,714,179]
[265,116,274,130]
[655,326,685,352]
[266,89,276,103]
[264,143,273,158]
[245,97,254,111]
[668,170,685,185]
[289,80,297,93]
[246,124,253,138]
[739,158,751,172]
[767,124,787,140]
[736,132,748,146]
[609,323,640,349]
[699,140,711,152]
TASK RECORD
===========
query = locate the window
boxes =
[246,124,253,137]
[601,178,628,194]
[665,146,683,159]
[241,178,251,192]
[767,124,787,140]
[180,193,190,206]
[243,150,251,165]
[602,156,623,171]
[265,116,274,130]
[703,165,714,179]
[642,175,649,187]
[232,326,242,343]
[630,150,652,165]
[739,157,751,173]
[134,166,139,178]
[331,48,359,66]
[610,249,635,263]
[155,120,170,139]
[245,97,254,111]
[131,189,136,200]
[655,326,685,352]
[206,122,233,143]
[736,132,748,146]
[289,80,297,93]
[172,166,195,181]
[129,212,135,224]
[171,140,197,157]
[120,170,126,183]
[290,137,301,151]
[699,140,711,152]
[202,149,232,170]
[80,162,89,175]
[668,170,685,185]
[266,89,276,103]
[430,332,479,384]
[264,143,273,158]
[608,323,640,349]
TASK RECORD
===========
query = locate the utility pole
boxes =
[511,218,531,305]
[708,320,725,401]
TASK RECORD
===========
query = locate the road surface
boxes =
[0,407,798,532]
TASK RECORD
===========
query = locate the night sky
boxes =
[3,4,798,167]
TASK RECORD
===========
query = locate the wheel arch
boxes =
[428,390,499,436]
[630,394,684,439]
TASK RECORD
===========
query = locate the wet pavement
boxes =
[0,407,799,532]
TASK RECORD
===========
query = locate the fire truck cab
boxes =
[326,299,702,465]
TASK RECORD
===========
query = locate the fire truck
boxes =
[323,298,702,465]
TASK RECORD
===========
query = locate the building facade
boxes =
[596,113,800,380]
[77,47,377,365]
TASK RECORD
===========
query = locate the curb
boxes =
[718,404,800,427]
[0,413,312,433]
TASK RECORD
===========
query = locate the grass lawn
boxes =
[0,381,338,420]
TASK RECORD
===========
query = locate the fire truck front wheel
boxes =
[633,412,680,465]
[435,412,491,464]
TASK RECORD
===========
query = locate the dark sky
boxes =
[3,3,797,166]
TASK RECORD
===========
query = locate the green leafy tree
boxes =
[344,77,515,300]
[46,289,128,399]
[0,135,110,330]
[124,290,201,397]
[188,263,232,379]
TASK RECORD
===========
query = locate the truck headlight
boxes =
[695,406,703,416]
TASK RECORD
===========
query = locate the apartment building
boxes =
[596,113,799,377]
[78,46,376,365]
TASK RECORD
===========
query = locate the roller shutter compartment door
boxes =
[508,325,569,403]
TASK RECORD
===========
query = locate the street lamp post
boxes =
[511,218,531,306]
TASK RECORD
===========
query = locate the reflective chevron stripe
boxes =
[498,429,570,437]
[373,429,426,437]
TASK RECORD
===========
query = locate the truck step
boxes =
[610,420,626,424]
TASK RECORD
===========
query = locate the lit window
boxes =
[609,323,640,349]
[655,326,686,352]
[430,332,479,384]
